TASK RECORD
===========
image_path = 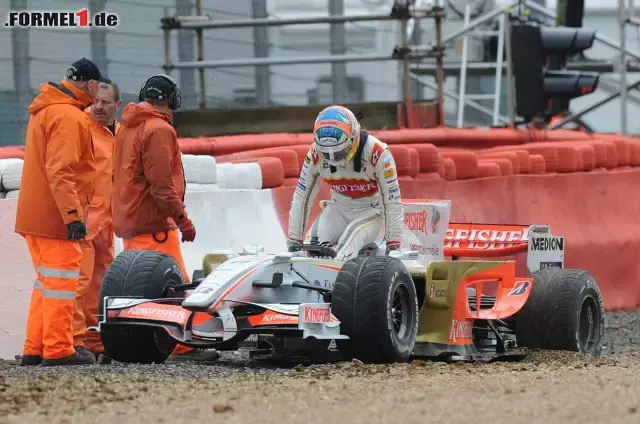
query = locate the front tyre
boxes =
[330,256,419,363]
[99,250,185,364]
[513,268,604,356]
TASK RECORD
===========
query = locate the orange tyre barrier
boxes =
[629,141,640,165]
[407,148,420,177]
[440,150,478,180]
[584,140,608,168]
[408,143,440,173]
[288,144,312,169]
[478,151,521,174]
[529,154,546,174]
[441,158,457,181]
[0,146,25,159]
[612,138,631,166]
[601,141,619,169]
[217,148,301,178]
[415,172,441,181]
[479,157,513,176]
[476,161,501,178]
[387,145,412,176]
[282,177,300,187]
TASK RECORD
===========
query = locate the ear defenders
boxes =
[138,74,181,110]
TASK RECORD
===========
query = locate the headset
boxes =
[138,74,181,110]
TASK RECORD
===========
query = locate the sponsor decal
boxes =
[303,304,331,323]
[327,179,378,199]
[323,162,331,169]
[297,182,306,191]
[540,261,562,269]
[305,155,310,164]
[248,310,299,326]
[5,9,119,28]
[445,225,529,250]
[404,209,429,235]
[383,159,392,169]
[318,136,340,146]
[449,320,473,342]
[370,143,384,166]
[431,208,441,233]
[409,244,441,256]
[531,237,563,251]
[125,306,187,321]
[327,339,338,351]
[311,149,320,165]
[508,280,531,296]
[389,186,399,194]
[389,194,399,201]
[384,168,396,179]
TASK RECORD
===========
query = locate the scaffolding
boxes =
[161,0,639,133]
[161,1,446,127]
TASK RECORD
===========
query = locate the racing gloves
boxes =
[66,221,87,240]
[175,210,196,242]
[385,241,400,255]
[287,239,303,252]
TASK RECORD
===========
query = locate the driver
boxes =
[287,105,404,260]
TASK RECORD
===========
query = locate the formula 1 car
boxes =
[95,199,605,364]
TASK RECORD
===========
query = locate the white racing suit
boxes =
[287,132,404,261]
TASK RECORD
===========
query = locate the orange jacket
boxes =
[112,102,186,239]
[15,80,96,239]
[84,107,119,240]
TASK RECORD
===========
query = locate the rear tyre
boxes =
[512,268,604,356]
[99,250,186,364]
[331,256,419,363]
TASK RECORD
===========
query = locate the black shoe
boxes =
[42,352,96,366]
[75,346,94,359]
[96,352,112,364]
[19,355,42,366]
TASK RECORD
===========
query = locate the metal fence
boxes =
[2,0,439,146]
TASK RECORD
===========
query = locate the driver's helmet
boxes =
[313,105,361,166]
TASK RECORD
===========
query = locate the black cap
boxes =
[66,58,111,83]
[141,74,178,100]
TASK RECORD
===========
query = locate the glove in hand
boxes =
[66,221,87,240]
[175,211,196,242]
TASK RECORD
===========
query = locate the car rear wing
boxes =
[445,223,565,273]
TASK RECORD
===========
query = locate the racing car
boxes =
[94,199,605,364]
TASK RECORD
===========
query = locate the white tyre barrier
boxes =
[216,163,262,190]
[0,159,24,191]
[5,190,19,199]
[186,183,219,192]
[182,154,217,185]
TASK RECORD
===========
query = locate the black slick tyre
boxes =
[330,256,419,363]
[513,268,604,356]
[98,249,186,364]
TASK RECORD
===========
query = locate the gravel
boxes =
[1,309,639,424]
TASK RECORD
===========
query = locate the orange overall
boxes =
[73,107,119,353]
[15,80,95,360]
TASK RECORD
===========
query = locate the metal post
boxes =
[548,79,640,129]
[163,7,172,75]
[434,7,445,127]
[165,12,408,29]
[253,0,271,107]
[176,0,196,109]
[400,1,414,128]
[619,0,628,134]
[493,12,506,126]
[457,4,471,128]
[329,0,348,104]
[195,0,205,109]
[504,13,515,126]
[89,0,108,75]
[169,53,403,69]
[11,0,30,144]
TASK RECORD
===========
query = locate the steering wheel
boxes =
[301,243,337,259]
